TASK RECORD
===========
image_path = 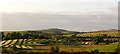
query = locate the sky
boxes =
[0,0,119,32]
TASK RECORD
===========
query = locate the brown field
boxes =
[32,44,106,52]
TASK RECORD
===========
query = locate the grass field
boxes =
[1,39,119,52]
[0,39,103,52]
[87,42,119,52]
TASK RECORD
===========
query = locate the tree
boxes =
[22,33,30,39]
[93,36,104,44]
[16,32,22,39]
[6,33,11,39]
[2,32,5,40]
[51,46,59,54]
[10,32,22,39]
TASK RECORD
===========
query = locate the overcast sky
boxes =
[0,0,119,32]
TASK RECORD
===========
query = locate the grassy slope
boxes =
[77,32,118,37]
[87,42,119,52]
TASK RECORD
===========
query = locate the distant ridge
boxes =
[42,28,69,32]
[40,28,80,33]
[2,28,119,37]
[1,28,119,33]
[95,29,119,32]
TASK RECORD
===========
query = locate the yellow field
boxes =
[77,32,119,37]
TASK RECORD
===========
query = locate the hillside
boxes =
[77,29,119,37]
[41,28,71,33]
[95,29,119,32]
[2,28,119,37]
[26,28,80,34]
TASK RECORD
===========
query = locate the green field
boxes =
[1,29,120,53]
[87,42,119,52]
[1,39,119,52]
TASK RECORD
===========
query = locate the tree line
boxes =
[2,32,49,40]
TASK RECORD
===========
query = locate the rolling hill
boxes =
[1,28,119,37]
[77,29,119,37]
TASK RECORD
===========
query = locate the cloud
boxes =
[2,8,117,31]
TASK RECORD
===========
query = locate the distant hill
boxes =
[41,28,69,32]
[2,28,119,37]
[40,28,80,34]
[95,29,119,32]
[23,28,80,35]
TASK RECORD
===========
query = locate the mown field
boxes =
[77,31,119,37]
[1,30,120,54]
[0,39,119,53]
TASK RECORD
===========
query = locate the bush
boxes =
[51,46,59,54]
[115,48,120,54]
